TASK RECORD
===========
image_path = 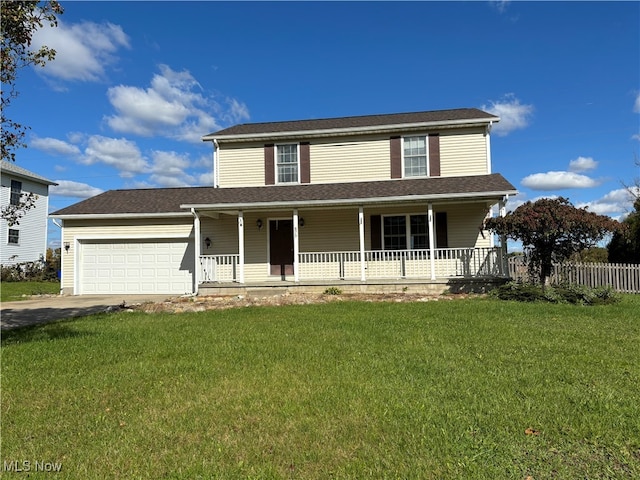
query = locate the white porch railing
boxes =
[200,255,240,283]
[199,247,505,284]
[298,251,363,280]
[298,247,506,281]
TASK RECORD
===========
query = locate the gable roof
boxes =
[50,174,516,218]
[204,108,499,142]
[0,160,57,186]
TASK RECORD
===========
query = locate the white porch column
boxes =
[192,209,201,294]
[293,209,300,282]
[499,198,508,276]
[359,206,366,281]
[238,211,245,283]
[428,203,436,280]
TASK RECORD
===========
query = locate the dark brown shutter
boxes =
[429,133,440,177]
[370,215,382,250]
[390,136,402,179]
[264,144,275,185]
[300,142,310,184]
[435,212,448,248]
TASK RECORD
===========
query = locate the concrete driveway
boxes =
[0,294,174,330]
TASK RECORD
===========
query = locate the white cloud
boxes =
[490,1,510,14]
[31,136,81,157]
[194,153,213,169]
[197,171,215,186]
[82,135,150,177]
[504,192,527,212]
[568,156,598,173]
[577,187,640,218]
[634,92,640,113]
[105,65,249,142]
[482,94,533,136]
[148,150,196,187]
[521,171,600,190]
[50,180,104,199]
[31,20,130,82]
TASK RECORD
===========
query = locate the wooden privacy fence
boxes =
[508,258,640,294]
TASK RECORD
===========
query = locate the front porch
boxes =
[198,246,508,295]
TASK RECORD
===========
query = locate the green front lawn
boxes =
[2,296,639,478]
[0,281,60,302]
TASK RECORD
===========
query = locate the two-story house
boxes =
[1,161,57,266]
[50,108,517,296]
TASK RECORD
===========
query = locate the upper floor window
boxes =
[276,144,299,183]
[10,180,22,206]
[403,136,427,177]
[8,229,19,245]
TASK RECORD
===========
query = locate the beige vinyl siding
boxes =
[309,136,390,183]
[200,212,273,282]
[366,202,491,249]
[217,128,491,187]
[298,208,361,251]
[439,129,488,177]
[443,203,492,248]
[218,143,265,187]
[200,214,239,255]
[61,218,193,294]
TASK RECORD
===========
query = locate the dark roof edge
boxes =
[203,108,499,142]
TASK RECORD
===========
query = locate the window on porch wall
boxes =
[378,213,448,250]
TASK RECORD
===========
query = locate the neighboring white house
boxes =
[51,108,517,296]
[1,161,57,266]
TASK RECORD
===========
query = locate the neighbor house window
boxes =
[10,180,22,206]
[8,229,19,245]
[276,144,299,183]
[403,136,427,177]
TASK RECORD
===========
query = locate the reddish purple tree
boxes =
[485,197,622,285]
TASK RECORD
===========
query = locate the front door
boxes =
[269,220,294,277]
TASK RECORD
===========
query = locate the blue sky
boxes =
[11,1,640,249]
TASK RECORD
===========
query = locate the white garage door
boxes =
[80,239,194,295]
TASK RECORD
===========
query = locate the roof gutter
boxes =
[180,189,518,211]
[202,117,499,143]
[49,212,193,221]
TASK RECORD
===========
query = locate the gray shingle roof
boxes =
[51,174,517,217]
[0,160,57,185]
[206,108,498,139]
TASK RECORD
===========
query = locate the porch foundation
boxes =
[198,277,508,297]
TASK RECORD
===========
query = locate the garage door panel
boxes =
[81,240,193,295]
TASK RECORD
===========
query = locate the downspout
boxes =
[52,218,64,294]
[485,121,493,174]
[213,139,220,188]
[428,203,436,280]
[192,208,201,295]
[499,196,508,276]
